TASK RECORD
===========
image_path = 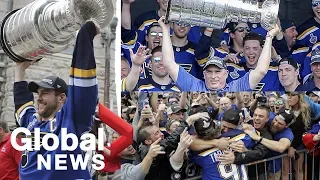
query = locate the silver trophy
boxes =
[165,0,279,30]
[0,0,114,62]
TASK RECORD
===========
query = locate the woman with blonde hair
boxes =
[282,92,315,180]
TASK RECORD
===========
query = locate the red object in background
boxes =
[0,134,21,180]
[302,133,320,156]
[98,103,133,158]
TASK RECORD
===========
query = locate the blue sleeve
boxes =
[195,34,213,67]
[301,54,312,79]
[281,129,294,142]
[175,66,207,91]
[305,95,320,118]
[66,22,98,136]
[229,72,251,91]
[242,134,255,149]
[308,123,320,134]
[14,81,37,128]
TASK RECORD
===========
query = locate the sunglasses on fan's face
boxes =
[153,56,162,63]
[235,27,251,32]
[312,1,320,7]
[150,32,163,37]
[175,22,191,27]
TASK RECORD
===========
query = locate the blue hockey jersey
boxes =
[226,62,280,91]
[14,22,98,180]
[190,129,254,180]
[297,17,320,48]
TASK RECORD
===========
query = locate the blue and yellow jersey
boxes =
[14,22,98,180]
[297,17,320,48]
[226,62,280,91]
[121,76,180,92]
[190,129,253,180]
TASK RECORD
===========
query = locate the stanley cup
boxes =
[165,0,279,30]
[0,0,114,62]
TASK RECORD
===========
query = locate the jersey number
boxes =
[218,163,248,180]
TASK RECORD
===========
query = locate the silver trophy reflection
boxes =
[0,0,114,62]
[165,0,279,30]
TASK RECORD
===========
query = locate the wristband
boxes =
[266,33,274,39]
[257,137,263,144]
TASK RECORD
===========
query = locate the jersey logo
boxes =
[229,69,240,79]
[21,132,48,168]
[309,33,317,44]
[252,24,257,28]
[254,83,265,91]
[180,64,193,73]
[1,147,5,152]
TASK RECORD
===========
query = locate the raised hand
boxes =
[178,128,193,150]
[146,138,165,158]
[129,45,151,66]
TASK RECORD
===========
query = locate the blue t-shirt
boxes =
[268,127,294,173]
[176,66,251,91]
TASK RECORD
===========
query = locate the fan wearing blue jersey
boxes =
[158,16,281,92]
[14,21,99,180]
[122,45,180,92]
[296,0,320,48]
[189,110,252,180]
[227,32,282,91]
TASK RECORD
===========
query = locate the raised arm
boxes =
[158,16,180,81]
[66,21,100,136]
[123,45,151,92]
[14,62,36,128]
[121,0,135,30]
[249,25,280,89]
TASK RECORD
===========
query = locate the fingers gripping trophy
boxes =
[0,0,114,62]
[164,0,279,31]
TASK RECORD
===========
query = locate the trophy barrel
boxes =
[165,0,279,30]
[0,0,114,62]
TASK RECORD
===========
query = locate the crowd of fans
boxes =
[116,91,320,180]
[121,0,320,92]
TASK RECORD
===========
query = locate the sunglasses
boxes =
[274,101,284,105]
[235,27,251,32]
[150,32,163,37]
[175,22,191,27]
[153,56,162,62]
[312,1,320,7]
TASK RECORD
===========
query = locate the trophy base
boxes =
[0,9,42,62]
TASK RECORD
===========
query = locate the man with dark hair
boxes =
[0,121,22,180]
[278,57,305,91]
[122,45,180,92]
[14,21,100,180]
[225,32,282,91]
[217,105,273,180]
[135,116,195,180]
[189,109,255,179]
[244,107,295,179]
[273,19,299,58]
